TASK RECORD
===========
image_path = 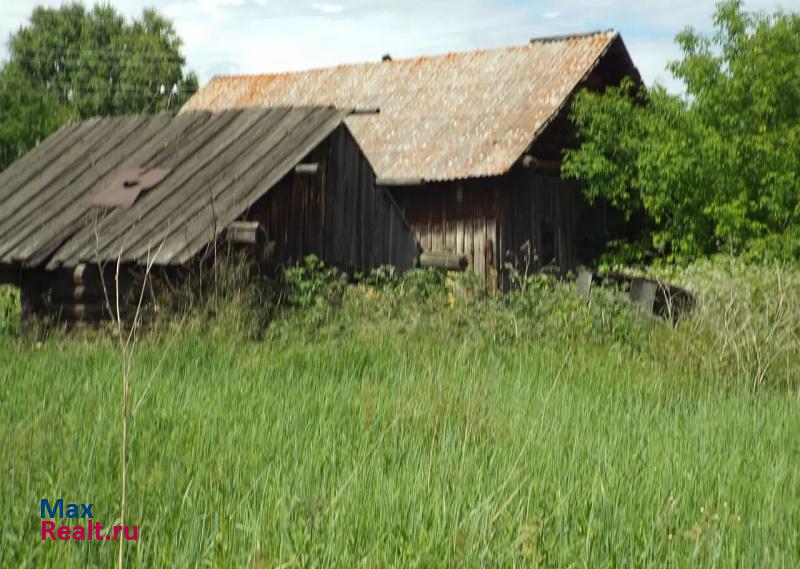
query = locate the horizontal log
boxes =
[294,163,319,175]
[521,155,561,171]
[59,263,125,286]
[50,271,138,293]
[420,251,468,271]
[226,221,265,246]
[50,284,132,303]
[37,302,112,322]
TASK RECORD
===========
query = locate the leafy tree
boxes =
[0,3,198,170]
[0,65,71,169]
[563,1,800,262]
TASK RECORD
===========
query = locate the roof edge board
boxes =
[375,177,424,187]
[511,32,632,175]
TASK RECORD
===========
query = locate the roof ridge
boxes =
[210,30,618,82]
[530,29,617,43]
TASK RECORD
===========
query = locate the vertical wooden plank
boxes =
[314,154,323,255]
[466,189,475,273]
[456,193,465,257]
[494,185,504,288]
[351,135,362,272]
[387,204,394,265]
[475,193,485,284]
[374,182,384,267]
[322,134,336,263]
[536,173,543,265]
[487,211,496,290]
[446,189,457,254]
[270,186,280,258]
[427,193,434,251]
[302,169,310,257]
[361,152,374,272]
[431,190,442,253]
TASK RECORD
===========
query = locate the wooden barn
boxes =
[183,30,640,286]
[0,30,640,323]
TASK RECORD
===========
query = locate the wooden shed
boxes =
[184,30,640,286]
[0,107,419,322]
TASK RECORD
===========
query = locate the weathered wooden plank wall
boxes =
[391,170,580,286]
[248,126,420,274]
[390,180,500,285]
[502,170,579,274]
[324,126,420,273]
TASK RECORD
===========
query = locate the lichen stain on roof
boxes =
[183,31,620,182]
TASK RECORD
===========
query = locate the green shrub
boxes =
[282,255,347,309]
[0,285,20,338]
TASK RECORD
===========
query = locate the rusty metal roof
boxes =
[0,107,348,268]
[183,31,629,182]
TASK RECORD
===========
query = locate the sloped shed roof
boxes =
[182,31,634,183]
[0,107,347,268]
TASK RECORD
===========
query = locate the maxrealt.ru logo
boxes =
[40,499,139,542]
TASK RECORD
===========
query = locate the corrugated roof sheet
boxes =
[0,107,348,268]
[183,31,623,182]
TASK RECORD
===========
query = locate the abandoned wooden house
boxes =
[183,30,640,284]
[0,30,640,322]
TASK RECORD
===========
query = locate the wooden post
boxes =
[630,278,657,315]
[576,268,593,298]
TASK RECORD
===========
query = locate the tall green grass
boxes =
[0,261,798,567]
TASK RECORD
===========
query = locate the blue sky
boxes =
[2,0,798,92]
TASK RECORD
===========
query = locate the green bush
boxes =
[564,1,800,262]
[0,285,20,338]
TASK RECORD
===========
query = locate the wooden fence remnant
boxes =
[576,269,695,319]
[576,268,593,298]
[629,278,658,315]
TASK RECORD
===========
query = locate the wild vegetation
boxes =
[565,0,800,262]
[1,258,798,567]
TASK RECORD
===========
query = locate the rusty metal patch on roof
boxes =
[93,167,170,208]
[182,31,634,182]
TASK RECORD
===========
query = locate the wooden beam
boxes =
[376,177,423,187]
[420,251,468,271]
[226,221,263,246]
[294,162,319,175]
[521,155,561,171]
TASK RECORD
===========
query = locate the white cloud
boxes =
[1,0,799,92]
[311,3,345,14]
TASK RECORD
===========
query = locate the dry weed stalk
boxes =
[95,218,165,569]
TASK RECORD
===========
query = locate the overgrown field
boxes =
[1,259,798,567]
